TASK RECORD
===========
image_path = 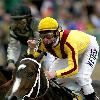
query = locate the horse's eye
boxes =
[27,72,35,78]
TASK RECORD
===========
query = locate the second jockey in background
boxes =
[7,4,39,71]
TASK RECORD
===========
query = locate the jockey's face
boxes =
[11,18,28,33]
[39,30,56,46]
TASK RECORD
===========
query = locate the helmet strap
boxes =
[53,26,62,37]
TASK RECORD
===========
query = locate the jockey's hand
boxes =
[45,71,56,80]
[6,63,16,71]
[27,39,36,49]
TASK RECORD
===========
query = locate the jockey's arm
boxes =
[27,39,47,58]
[56,43,78,78]
[7,36,20,64]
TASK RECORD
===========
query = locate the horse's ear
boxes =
[36,52,47,63]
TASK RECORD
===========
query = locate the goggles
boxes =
[39,32,54,39]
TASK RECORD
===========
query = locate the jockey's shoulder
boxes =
[32,17,40,25]
[31,17,40,30]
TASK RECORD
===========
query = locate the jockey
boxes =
[27,17,99,100]
[7,4,39,71]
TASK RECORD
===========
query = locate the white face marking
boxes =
[11,64,26,94]
[18,64,26,71]
[12,77,21,94]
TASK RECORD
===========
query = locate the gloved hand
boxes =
[27,39,36,49]
[45,71,56,80]
[6,63,16,71]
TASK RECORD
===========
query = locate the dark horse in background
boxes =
[5,54,77,100]
[0,67,13,100]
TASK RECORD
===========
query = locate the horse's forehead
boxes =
[18,64,26,71]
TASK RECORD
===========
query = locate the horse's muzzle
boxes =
[5,95,17,100]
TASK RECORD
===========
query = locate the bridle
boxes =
[20,58,49,100]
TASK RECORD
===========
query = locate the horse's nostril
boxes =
[10,96,17,100]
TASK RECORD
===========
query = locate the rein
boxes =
[20,58,49,100]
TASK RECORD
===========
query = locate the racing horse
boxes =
[5,54,78,100]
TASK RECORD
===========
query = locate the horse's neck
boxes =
[31,68,48,98]
[38,69,48,96]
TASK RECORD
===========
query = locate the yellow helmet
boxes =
[38,17,58,31]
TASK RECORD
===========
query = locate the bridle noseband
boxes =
[20,58,49,100]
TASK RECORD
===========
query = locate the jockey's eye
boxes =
[11,18,27,26]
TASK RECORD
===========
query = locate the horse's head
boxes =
[5,57,42,100]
